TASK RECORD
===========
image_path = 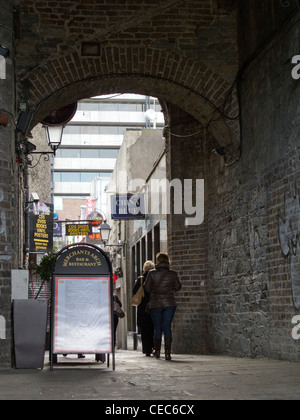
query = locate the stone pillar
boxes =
[166,104,208,354]
[0,0,16,367]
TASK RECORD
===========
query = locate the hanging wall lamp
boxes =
[25,102,77,167]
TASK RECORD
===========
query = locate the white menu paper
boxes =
[54,277,112,353]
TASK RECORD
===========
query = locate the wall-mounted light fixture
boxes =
[98,221,125,252]
[44,124,65,155]
[25,125,65,168]
[99,222,112,246]
[16,111,33,135]
[25,102,77,167]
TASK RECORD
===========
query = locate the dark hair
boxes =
[156,252,170,265]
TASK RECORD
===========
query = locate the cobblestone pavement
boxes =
[0,351,300,400]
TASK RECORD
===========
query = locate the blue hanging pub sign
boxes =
[111,194,146,220]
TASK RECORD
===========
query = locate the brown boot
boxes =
[153,339,161,359]
[165,338,172,361]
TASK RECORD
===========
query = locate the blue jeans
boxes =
[150,307,176,340]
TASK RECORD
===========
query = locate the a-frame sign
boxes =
[50,243,115,371]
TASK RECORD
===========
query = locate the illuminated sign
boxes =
[66,223,92,237]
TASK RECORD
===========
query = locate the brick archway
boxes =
[18,45,240,356]
[21,47,240,147]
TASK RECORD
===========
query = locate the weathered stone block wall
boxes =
[0,0,18,367]
[167,4,300,361]
[204,1,300,360]
[28,124,52,205]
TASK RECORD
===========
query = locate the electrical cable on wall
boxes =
[164,73,240,139]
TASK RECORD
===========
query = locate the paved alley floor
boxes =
[0,351,300,400]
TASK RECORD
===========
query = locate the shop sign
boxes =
[53,221,62,237]
[111,194,145,220]
[29,213,53,252]
[86,198,95,217]
[66,223,92,237]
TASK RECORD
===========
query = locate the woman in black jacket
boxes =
[132,261,155,356]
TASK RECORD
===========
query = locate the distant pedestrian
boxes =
[144,252,182,361]
[113,294,124,348]
[132,260,155,356]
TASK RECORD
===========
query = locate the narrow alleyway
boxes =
[0,351,299,400]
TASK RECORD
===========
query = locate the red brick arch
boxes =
[21,47,239,145]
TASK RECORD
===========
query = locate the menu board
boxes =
[53,276,112,354]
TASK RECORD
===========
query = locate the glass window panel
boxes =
[81,149,100,159]
[61,172,80,182]
[99,172,113,177]
[99,103,118,111]
[64,125,81,135]
[80,172,99,183]
[80,102,99,111]
[99,149,119,158]
[100,126,120,135]
[81,126,100,135]
[54,172,113,183]
[53,172,62,182]
[59,149,81,158]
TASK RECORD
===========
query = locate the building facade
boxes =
[53,94,164,248]
[105,128,166,348]
[53,94,164,202]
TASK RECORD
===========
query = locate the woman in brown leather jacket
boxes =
[144,252,182,361]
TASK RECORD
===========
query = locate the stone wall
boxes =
[205,2,300,360]
[0,0,18,367]
[28,124,51,205]
[166,4,300,360]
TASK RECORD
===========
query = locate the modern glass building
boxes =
[53,94,164,205]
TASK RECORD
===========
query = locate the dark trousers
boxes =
[150,307,176,340]
[114,316,119,348]
[140,320,154,355]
